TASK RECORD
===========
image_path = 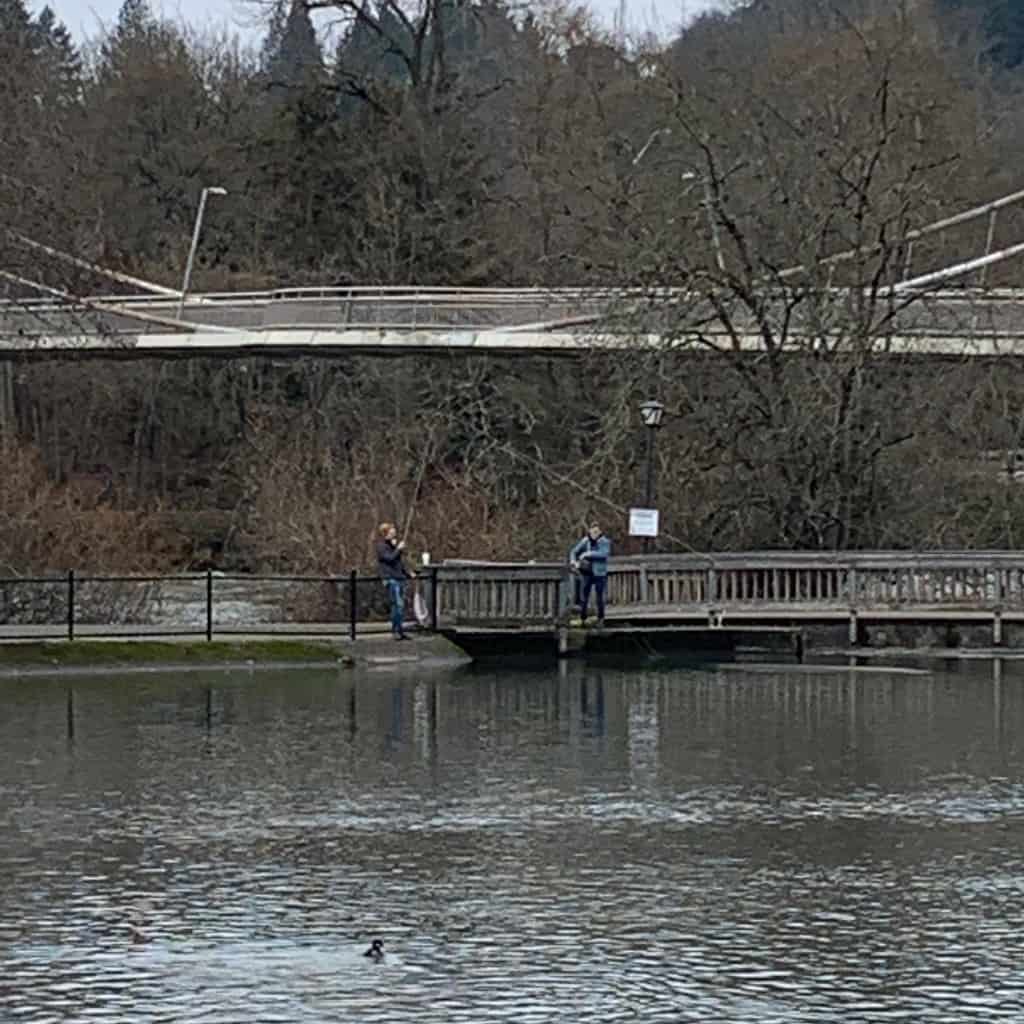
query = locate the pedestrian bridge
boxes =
[6,187,1024,360]
[3,286,1024,359]
[435,551,1024,653]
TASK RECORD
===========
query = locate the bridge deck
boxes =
[5,287,1024,359]
[602,604,1019,621]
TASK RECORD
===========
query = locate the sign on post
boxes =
[629,508,659,538]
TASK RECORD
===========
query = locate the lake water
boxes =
[1,659,1024,1022]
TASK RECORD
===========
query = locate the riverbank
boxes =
[0,633,468,676]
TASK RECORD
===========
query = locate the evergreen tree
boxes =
[0,0,31,41]
[259,0,288,72]
[261,0,323,91]
[0,0,42,143]
[32,7,82,108]
[940,0,1024,67]
[331,1,411,112]
[115,0,152,37]
[99,0,156,76]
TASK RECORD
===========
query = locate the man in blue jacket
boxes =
[570,522,611,627]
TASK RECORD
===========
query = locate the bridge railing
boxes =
[434,562,565,623]
[7,286,1024,340]
[606,553,1024,609]
[436,552,1024,624]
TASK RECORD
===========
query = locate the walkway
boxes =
[3,287,1024,359]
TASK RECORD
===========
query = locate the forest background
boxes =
[3,0,1024,574]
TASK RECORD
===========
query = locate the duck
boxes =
[364,938,384,961]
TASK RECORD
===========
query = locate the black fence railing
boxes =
[0,568,440,642]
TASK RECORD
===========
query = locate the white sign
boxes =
[629,507,660,538]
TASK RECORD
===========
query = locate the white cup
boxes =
[421,552,431,566]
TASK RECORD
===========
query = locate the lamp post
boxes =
[177,186,227,320]
[639,399,665,554]
[632,127,672,167]
[680,170,725,273]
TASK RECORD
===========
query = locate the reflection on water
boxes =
[2,661,1024,1021]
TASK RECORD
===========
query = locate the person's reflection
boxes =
[580,674,606,738]
[386,686,403,750]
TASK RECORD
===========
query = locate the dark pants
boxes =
[580,574,606,621]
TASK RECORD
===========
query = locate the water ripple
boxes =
[2,665,1024,1021]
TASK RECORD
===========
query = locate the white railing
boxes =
[5,286,1024,339]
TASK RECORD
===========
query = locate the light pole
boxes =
[632,127,672,167]
[639,399,665,554]
[680,170,725,272]
[177,186,227,320]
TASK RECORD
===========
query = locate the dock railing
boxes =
[603,552,1024,609]
[5,553,1024,642]
[440,553,1024,618]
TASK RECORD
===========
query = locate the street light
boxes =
[632,127,672,167]
[639,400,665,554]
[177,186,227,320]
[634,134,726,273]
[680,171,725,272]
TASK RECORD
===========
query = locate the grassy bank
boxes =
[0,640,353,670]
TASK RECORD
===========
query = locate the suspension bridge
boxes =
[3,188,1024,359]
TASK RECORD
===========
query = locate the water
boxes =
[2,660,1024,1022]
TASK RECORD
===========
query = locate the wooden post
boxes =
[349,569,358,642]
[993,564,1004,648]
[67,569,75,642]
[205,569,213,642]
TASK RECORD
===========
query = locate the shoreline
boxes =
[0,634,469,677]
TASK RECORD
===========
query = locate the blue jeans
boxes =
[386,579,405,634]
[580,575,606,621]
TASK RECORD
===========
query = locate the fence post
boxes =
[430,566,439,632]
[349,569,358,642]
[205,569,213,642]
[67,569,75,642]
[706,565,718,606]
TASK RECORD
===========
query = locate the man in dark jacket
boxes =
[570,522,612,627]
[376,522,411,640]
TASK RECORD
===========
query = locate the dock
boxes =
[430,552,1024,660]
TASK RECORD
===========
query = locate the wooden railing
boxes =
[435,552,1024,624]
[608,553,1024,609]
[434,563,565,624]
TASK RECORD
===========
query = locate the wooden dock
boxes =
[429,552,1024,659]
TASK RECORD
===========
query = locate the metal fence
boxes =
[0,569,440,642]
